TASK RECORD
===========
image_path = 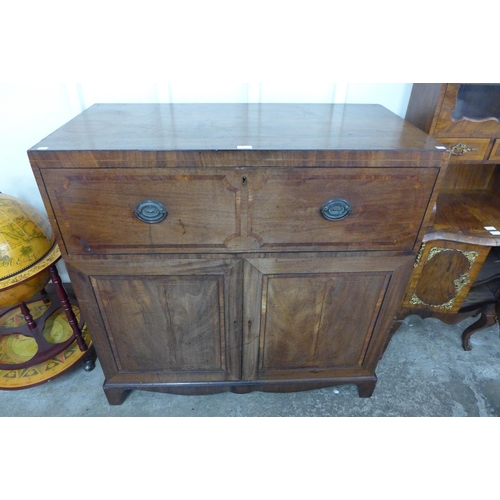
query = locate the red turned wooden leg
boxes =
[20,301,37,330]
[40,288,50,304]
[49,264,88,351]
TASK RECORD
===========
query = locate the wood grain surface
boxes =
[29,103,446,402]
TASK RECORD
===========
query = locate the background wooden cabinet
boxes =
[28,103,447,404]
[394,84,500,350]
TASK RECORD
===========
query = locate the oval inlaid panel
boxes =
[415,249,470,306]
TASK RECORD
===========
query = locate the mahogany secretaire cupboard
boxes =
[28,103,448,404]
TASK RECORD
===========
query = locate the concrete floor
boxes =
[1,314,499,417]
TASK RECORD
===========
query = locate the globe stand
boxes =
[0,262,96,376]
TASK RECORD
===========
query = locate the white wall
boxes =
[0,83,413,212]
[0,83,413,280]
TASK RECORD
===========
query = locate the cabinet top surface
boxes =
[29,103,445,152]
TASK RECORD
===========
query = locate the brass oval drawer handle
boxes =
[134,200,168,223]
[321,198,352,221]
[450,143,478,156]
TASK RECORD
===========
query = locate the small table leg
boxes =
[20,301,37,330]
[82,345,97,372]
[462,306,497,351]
[49,264,88,352]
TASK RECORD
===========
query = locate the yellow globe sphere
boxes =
[0,193,60,308]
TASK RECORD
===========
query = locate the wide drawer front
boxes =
[42,167,438,254]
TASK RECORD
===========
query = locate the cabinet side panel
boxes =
[405,83,444,133]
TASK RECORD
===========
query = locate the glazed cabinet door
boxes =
[67,257,242,385]
[242,254,413,382]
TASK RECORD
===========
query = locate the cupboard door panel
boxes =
[261,273,388,369]
[69,258,242,383]
[243,254,413,380]
[95,276,225,372]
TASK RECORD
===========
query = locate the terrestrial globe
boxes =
[0,193,60,309]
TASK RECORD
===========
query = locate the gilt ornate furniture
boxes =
[391,84,500,350]
[27,103,448,404]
